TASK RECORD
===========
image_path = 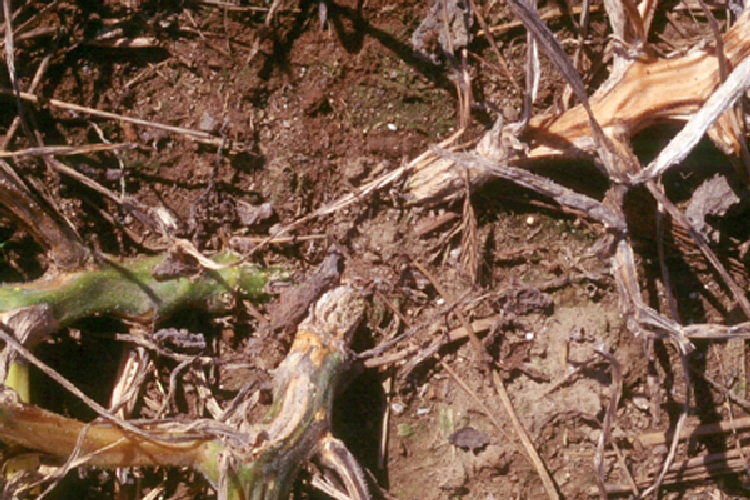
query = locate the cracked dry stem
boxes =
[0,286,368,500]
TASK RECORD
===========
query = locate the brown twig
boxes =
[0,0,59,50]
[0,143,137,159]
[0,88,222,147]
[640,446,750,487]
[412,261,492,380]
[611,439,639,497]
[2,0,33,144]
[491,369,560,500]
[195,0,298,12]
[593,350,622,500]
[460,167,479,283]
[478,4,605,36]
[83,37,160,49]
[1,54,51,150]
[466,0,522,94]
[639,415,750,446]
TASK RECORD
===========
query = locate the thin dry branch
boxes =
[2,54,51,150]
[593,350,623,500]
[478,4,605,36]
[491,369,560,500]
[639,416,750,447]
[428,147,627,231]
[0,143,137,159]
[0,0,59,50]
[2,0,32,143]
[0,89,222,147]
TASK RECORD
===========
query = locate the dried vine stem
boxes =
[0,287,370,500]
[593,350,623,500]
[408,11,750,207]
[0,88,222,147]
[0,143,136,158]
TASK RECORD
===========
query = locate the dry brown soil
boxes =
[3,0,750,499]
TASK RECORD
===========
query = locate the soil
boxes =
[2,0,750,499]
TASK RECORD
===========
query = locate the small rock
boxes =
[448,426,491,452]
[199,111,218,132]
[237,201,274,226]
[391,402,405,415]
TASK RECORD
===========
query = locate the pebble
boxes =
[198,111,217,132]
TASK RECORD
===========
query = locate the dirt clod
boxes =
[448,426,491,452]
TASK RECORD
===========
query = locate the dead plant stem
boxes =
[0,324,191,446]
[3,0,33,143]
[593,350,622,500]
[0,88,222,146]
[0,143,136,159]
[491,369,560,500]
[646,181,750,318]
[412,261,492,378]
[1,54,51,150]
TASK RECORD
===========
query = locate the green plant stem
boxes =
[0,253,281,326]
[0,286,365,500]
